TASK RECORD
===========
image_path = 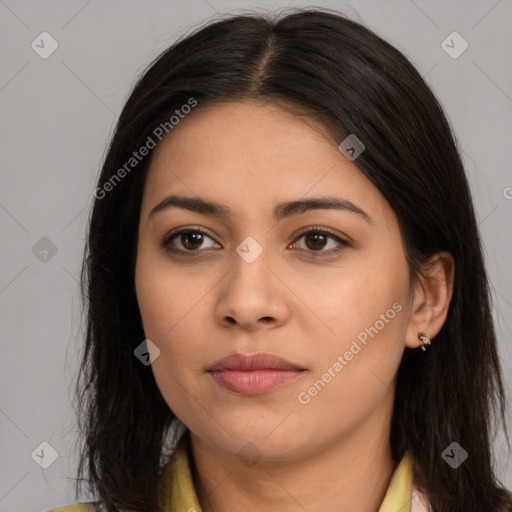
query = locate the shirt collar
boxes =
[159,433,417,512]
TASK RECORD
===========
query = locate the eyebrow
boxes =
[149,194,372,224]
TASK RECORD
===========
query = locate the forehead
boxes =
[141,100,389,224]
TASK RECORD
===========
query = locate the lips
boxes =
[207,353,305,395]
[208,352,304,372]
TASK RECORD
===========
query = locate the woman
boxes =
[48,7,512,512]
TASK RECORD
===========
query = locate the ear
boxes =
[405,251,455,349]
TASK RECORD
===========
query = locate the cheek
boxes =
[305,250,409,349]
[135,253,216,393]
[298,255,410,407]
[136,249,204,340]
[135,257,210,420]
[296,299,407,438]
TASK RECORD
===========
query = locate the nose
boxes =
[213,246,290,331]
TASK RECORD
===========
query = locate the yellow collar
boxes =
[159,435,415,512]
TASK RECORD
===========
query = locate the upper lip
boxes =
[207,352,304,371]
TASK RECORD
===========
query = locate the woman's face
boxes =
[135,100,415,460]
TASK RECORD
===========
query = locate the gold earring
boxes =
[418,332,431,351]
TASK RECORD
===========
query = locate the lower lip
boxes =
[209,369,304,394]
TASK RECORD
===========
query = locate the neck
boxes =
[189,399,396,512]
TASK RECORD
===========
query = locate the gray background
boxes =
[0,0,511,510]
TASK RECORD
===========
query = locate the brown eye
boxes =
[162,228,218,253]
[180,232,205,250]
[292,228,350,257]
[303,232,329,251]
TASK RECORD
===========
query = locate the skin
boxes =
[135,100,454,512]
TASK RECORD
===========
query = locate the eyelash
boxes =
[160,226,351,259]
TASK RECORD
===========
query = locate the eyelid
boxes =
[164,225,217,242]
[293,225,349,242]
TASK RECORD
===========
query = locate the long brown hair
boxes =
[75,8,512,511]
